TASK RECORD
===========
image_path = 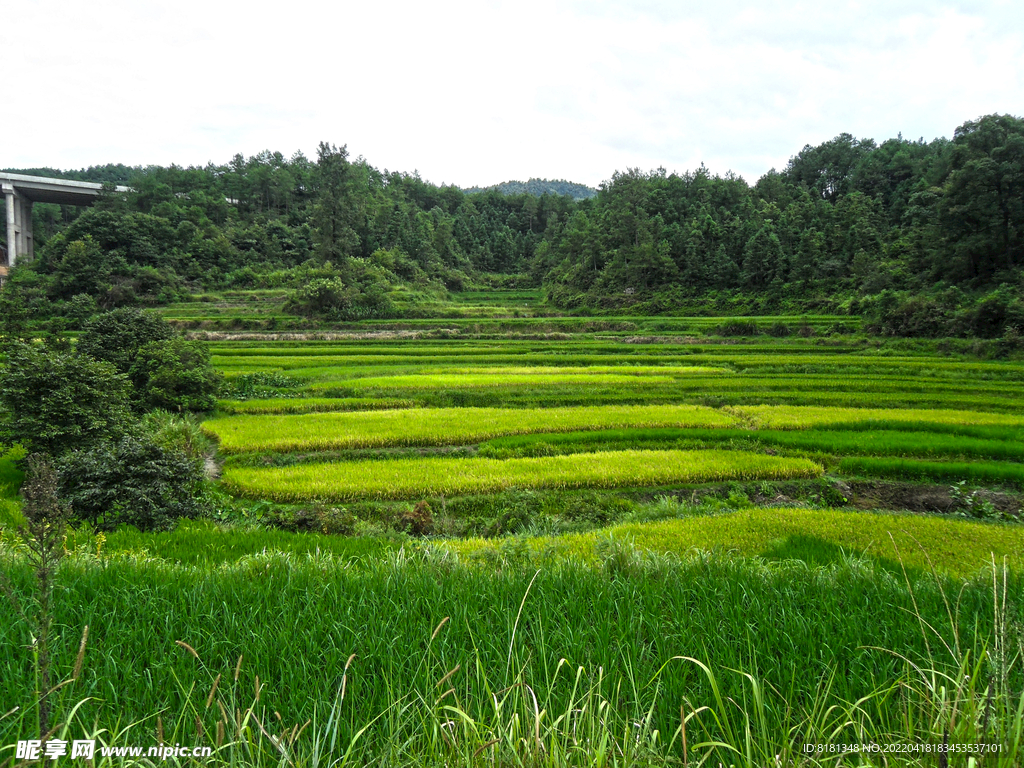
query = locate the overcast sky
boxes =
[5,0,1022,188]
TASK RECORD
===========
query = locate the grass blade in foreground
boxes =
[222,449,821,501]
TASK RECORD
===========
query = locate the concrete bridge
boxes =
[1,172,130,276]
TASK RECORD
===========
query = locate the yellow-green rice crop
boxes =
[337,365,728,389]
[221,449,821,500]
[433,365,729,375]
[338,372,680,389]
[732,405,1024,430]
[216,397,415,415]
[447,506,1024,577]
[203,404,739,453]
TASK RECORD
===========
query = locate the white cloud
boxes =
[4,0,1022,187]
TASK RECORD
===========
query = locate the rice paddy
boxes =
[448,505,1024,575]
[204,403,737,453]
[199,314,1024,519]
[222,449,822,501]
[5,295,1024,765]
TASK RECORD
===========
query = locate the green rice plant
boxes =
[61,519,398,567]
[840,456,1024,488]
[715,354,1024,377]
[203,404,739,454]
[401,364,730,376]
[221,450,822,501]
[762,429,1024,461]
[216,397,415,415]
[716,391,1024,412]
[232,373,1024,413]
[328,371,1024,402]
[447,505,1024,576]
[820,419,1024,442]
[337,371,683,389]
[0,544,1020,766]
[482,426,1024,463]
[734,405,1024,430]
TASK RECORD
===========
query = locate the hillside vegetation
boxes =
[2,118,1024,766]
[3,112,1022,340]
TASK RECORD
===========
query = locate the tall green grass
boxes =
[1,545,1020,765]
[62,519,398,566]
[0,446,25,529]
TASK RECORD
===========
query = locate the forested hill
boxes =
[462,179,598,200]
[538,114,1024,335]
[2,113,1023,339]
[2,165,137,184]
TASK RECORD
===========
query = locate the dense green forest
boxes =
[3,113,1022,338]
[462,178,598,200]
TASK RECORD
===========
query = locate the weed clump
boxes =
[398,501,434,536]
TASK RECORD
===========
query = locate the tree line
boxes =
[3,113,1022,338]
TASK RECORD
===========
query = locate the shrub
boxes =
[129,337,222,413]
[287,272,395,321]
[264,504,357,535]
[714,320,759,336]
[139,411,214,468]
[77,307,175,375]
[399,501,434,536]
[0,343,133,456]
[57,435,211,531]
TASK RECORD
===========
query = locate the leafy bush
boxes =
[398,501,434,536]
[77,307,175,375]
[0,343,133,456]
[713,320,759,336]
[57,435,211,531]
[948,481,1003,520]
[286,267,396,321]
[129,337,222,413]
[139,411,214,467]
[264,504,357,535]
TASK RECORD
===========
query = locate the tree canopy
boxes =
[3,113,1023,336]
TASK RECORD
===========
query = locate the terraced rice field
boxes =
[204,404,736,453]
[202,311,1024,510]
[223,449,821,501]
[6,296,1024,766]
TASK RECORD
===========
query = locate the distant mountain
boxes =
[463,178,598,201]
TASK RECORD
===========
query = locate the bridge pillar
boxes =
[3,183,33,267]
[7,185,33,266]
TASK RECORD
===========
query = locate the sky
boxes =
[5,0,1022,188]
